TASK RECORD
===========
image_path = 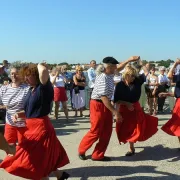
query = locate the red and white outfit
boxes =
[78,73,114,160]
[0,84,29,144]
[50,74,67,102]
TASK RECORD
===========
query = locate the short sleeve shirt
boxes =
[24,80,54,118]
[114,74,146,103]
[0,84,30,127]
[91,73,114,100]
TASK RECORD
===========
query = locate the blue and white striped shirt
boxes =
[0,84,30,127]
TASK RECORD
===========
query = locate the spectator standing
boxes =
[158,67,169,113]
[50,66,69,121]
[72,66,86,117]
[61,65,74,109]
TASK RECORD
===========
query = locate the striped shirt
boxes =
[0,84,30,127]
[91,73,114,100]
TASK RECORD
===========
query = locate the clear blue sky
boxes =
[0,0,179,64]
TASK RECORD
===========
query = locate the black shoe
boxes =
[92,156,111,161]
[125,150,135,156]
[79,154,87,160]
[58,172,70,180]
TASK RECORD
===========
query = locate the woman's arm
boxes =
[159,92,174,97]
[50,73,58,85]
[38,63,49,85]
[117,56,140,71]
[168,59,180,80]
[73,75,86,87]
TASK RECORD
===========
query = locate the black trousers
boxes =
[157,85,167,111]
[158,96,166,111]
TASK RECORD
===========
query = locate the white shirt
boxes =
[114,74,122,83]
[87,67,96,88]
[50,74,65,87]
[158,74,169,84]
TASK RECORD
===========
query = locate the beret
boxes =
[103,57,119,64]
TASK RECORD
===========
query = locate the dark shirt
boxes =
[24,80,54,118]
[173,74,180,98]
[74,76,85,90]
[114,74,146,103]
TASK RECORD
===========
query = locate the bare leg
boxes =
[80,108,83,117]
[54,102,60,119]
[0,133,15,155]
[149,98,153,115]
[129,142,135,152]
[153,98,157,115]
[178,137,180,144]
[74,109,77,117]
[53,170,63,179]
[126,142,135,156]
[62,101,69,120]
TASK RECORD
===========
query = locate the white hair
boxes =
[95,63,113,75]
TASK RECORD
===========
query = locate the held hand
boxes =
[158,93,166,98]
[128,56,140,62]
[127,103,134,111]
[114,111,123,123]
[12,114,18,123]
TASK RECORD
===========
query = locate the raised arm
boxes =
[38,63,49,85]
[117,56,140,71]
[168,58,180,80]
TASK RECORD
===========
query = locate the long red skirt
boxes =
[0,116,69,180]
[116,102,158,143]
[161,98,180,136]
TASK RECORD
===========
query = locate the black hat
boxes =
[103,57,119,64]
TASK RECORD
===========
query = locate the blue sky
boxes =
[0,0,179,64]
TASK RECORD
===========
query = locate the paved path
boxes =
[0,111,180,180]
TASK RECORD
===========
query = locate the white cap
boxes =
[159,66,166,71]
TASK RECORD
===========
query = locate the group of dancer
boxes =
[0,57,180,179]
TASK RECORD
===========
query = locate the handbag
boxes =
[74,86,80,94]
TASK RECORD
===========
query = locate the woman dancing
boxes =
[161,59,180,145]
[114,63,158,156]
[0,63,70,180]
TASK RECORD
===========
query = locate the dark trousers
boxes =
[157,85,167,111]
[158,97,166,111]
[69,89,73,109]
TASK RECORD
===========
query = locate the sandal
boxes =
[125,150,135,156]
[58,172,70,180]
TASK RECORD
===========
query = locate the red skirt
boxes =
[54,87,68,102]
[116,102,158,143]
[161,98,180,136]
[0,116,69,180]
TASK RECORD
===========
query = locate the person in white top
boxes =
[157,66,169,113]
[147,67,158,115]
[87,60,96,91]
[50,66,69,120]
